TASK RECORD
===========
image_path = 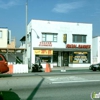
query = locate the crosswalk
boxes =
[45,76,100,84]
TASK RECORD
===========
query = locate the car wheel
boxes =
[92,67,96,71]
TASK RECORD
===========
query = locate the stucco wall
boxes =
[27,19,93,65]
[29,20,92,48]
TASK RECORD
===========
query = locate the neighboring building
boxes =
[92,36,100,64]
[27,19,93,68]
[0,28,12,48]
[19,36,26,48]
[0,27,25,64]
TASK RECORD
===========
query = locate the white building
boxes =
[92,36,100,64]
[27,19,93,68]
[0,27,11,48]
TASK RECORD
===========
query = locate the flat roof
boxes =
[31,19,92,25]
[93,35,100,38]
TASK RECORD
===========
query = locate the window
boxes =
[69,52,90,64]
[42,33,58,42]
[35,55,52,63]
[0,56,3,61]
[73,35,86,43]
[0,31,2,38]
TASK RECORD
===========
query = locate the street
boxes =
[0,73,100,100]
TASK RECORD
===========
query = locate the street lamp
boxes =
[31,28,40,39]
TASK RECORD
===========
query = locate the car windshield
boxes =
[0,54,7,61]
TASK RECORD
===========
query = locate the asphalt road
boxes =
[0,73,100,100]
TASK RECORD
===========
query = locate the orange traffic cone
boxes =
[45,63,51,72]
[7,64,13,74]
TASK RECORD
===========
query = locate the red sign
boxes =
[66,44,77,48]
[78,45,90,48]
[66,44,91,49]
[39,42,52,46]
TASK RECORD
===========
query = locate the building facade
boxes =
[0,28,11,48]
[27,19,93,68]
[0,27,25,64]
[92,36,100,64]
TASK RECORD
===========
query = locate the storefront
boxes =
[33,47,91,68]
[66,44,91,67]
[34,50,54,68]
[32,38,92,68]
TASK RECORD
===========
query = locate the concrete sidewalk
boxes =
[13,67,91,77]
[51,67,89,70]
[40,66,89,73]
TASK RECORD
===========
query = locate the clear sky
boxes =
[0,0,100,47]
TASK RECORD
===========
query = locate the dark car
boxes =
[0,54,9,73]
[89,63,100,71]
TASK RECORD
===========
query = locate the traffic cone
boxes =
[45,63,51,72]
[7,64,13,74]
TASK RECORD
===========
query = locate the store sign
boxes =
[74,52,87,54]
[39,42,52,46]
[34,50,53,55]
[66,44,91,49]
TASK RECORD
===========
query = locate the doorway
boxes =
[62,52,69,66]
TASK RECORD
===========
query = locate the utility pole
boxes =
[24,0,28,64]
[25,0,28,57]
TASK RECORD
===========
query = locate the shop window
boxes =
[73,35,86,43]
[42,33,58,42]
[35,55,52,63]
[69,52,90,64]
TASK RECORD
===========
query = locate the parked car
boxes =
[89,63,100,71]
[0,54,9,73]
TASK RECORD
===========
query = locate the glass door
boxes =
[63,52,69,66]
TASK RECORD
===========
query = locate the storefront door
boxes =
[63,52,69,66]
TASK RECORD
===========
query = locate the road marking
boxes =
[45,76,100,84]
[52,80,100,84]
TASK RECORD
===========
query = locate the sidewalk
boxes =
[38,66,89,73]
[11,67,90,77]
[0,67,94,77]
[51,66,89,71]
[20,67,91,76]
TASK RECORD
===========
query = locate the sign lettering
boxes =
[34,50,53,55]
[39,42,52,46]
[66,44,91,49]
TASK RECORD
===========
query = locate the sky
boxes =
[0,0,100,47]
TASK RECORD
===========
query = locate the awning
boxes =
[33,47,91,52]
[0,48,26,53]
